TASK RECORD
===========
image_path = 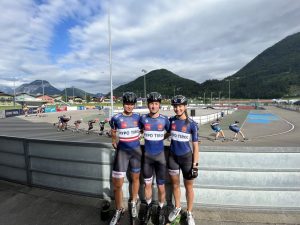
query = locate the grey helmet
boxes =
[147,92,162,103]
[122,92,137,104]
[171,95,188,105]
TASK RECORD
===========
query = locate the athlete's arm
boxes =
[192,141,199,168]
[111,129,117,150]
[164,132,170,140]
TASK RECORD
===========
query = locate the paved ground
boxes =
[1,180,300,225]
[1,106,300,225]
[0,106,299,147]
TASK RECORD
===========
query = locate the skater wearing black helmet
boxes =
[167,95,199,225]
[109,92,142,225]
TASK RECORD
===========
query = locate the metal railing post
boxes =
[23,140,32,186]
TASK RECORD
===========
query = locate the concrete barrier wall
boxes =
[0,135,299,210]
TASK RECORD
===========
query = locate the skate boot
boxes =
[156,206,165,225]
[168,207,181,222]
[109,208,124,225]
[186,211,195,225]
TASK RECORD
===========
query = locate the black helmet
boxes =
[122,92,137,104]
[171,95,188,105]
[147,92,162,103]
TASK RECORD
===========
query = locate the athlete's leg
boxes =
[220,130,226,138]
[112,149,130,210]
[239,130,245,139]
[131,172,140,202]
[168,153,181,208]
[155,152,167,206]
[184,179,194,212]
[169,174,181,208]
[130,148,142,202]
[112,177,125,209]
[157,184,166,206]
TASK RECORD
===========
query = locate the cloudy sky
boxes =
[0,0,300,94]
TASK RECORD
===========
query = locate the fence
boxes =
[1,135,300,210]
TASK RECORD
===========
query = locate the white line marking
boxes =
[247,114,295,140]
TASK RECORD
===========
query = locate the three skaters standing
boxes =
[109,92,198,225]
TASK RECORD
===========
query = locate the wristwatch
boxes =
[193,162,199,167]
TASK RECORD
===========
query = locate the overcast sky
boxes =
[0,0,300,94]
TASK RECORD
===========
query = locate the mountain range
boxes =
[1,32,299,99]
[0,80,102,98]
[113,32,300,99]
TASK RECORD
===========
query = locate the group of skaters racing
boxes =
[109,91,199,225]
[55,115,110,135]
[210,118,247,142]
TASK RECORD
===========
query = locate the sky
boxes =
[0,0,300,94]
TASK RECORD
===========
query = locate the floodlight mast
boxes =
[108,2,113,117]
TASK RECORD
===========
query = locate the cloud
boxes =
[0,0,300,94]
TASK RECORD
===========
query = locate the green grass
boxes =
[0,106,22,110]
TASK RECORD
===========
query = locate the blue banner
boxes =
[78,106,86,110]
[45,107,56,113]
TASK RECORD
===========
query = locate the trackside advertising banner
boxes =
[45,107,56,113]
[56,106,67,112]
[5,109,21,117]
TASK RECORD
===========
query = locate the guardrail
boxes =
[1,135,300,210]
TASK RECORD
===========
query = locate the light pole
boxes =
[218,91,221,105]
[108,2,113,117]
[13,78,16,107]
[203,92,206,105]
[65,80,67,103]
[42,79,44,99]
[72,86,74,102]
[211,92,214,105]
[142,69,147,98]
[226,79,231,106]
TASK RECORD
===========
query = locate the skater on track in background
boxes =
[229,121,246,141]
[139,92,170,225]
[210,119,226,141]
[168,95,199,225]
[58,115,71,131]
[109,92,142,225]
[73,119,83,132]
[99,118,110,136]
[36,104,44,117]
[23,104,29,117]
[86,118,99,134]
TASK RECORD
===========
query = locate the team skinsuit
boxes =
[109,92,142,225]
[211,120,221,132]
[168,95,199,225]
[139,92,170,224]
[229,121,246,141]
[210,119,226,140]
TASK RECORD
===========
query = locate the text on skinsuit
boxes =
[171,130,191,142]
[118,127,140,138]
[144,130,165,141]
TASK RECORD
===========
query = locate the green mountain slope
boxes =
[61,88,94,98]
[113,69,201,98]
[225,32,300,98]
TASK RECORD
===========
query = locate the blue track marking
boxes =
[246,113,279,124]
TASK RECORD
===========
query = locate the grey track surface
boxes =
[0,106,299,147]
[1,106,300,225]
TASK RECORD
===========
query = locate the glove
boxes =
[190,167,198,178]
